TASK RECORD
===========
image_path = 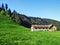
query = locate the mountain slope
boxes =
[18,14,60,30]
[0,14,29,30]
[1,14,60,45]
[0,5,60,45]
[0,14,31,45]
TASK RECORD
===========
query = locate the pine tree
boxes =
[5,4,8,11]
[2,3,5,10]
[8,8,11,17]
[11,10,21,24]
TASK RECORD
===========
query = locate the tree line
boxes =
[0,3,60,30]
[0,3,31,28]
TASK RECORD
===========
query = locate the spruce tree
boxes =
[5,4,8,11]
[2,3,5,10]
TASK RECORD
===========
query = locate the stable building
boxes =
[31,24,57,31]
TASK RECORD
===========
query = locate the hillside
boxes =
[0,4,60,30]
[18,14,60,30]
[1,14,60,45]
[1,4,60,45]
[0,14,30,45]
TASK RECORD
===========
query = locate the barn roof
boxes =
[31,24,53,28]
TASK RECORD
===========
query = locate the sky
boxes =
[0,0,60,21]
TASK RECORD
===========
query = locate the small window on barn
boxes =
[35,28,37,29]
[45,28,48,29]
[43,28,45,29]
[39,28,41,29]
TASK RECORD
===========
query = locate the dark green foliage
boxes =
[13,14,60,30]
[5,4,8,11]
[0,3,60,29]
[1,3,60,45]
[19,14,31,28]
[11,10,21,24]
[0,8,3,11]
[8,8,11,17]
[1,3,5,10]
[10,9,60,29]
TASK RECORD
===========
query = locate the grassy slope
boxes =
[0,14,60,45]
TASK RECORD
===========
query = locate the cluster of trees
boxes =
[0,3,11,17]
[0,3,8,11]
[0,3,31,28]
[11,11,31,28]
[0,3,60,30]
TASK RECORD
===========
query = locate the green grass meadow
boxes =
[0,14,60,45]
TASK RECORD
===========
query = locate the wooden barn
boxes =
[31,24,57,31]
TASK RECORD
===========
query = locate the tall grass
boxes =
[0,15,60,45]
